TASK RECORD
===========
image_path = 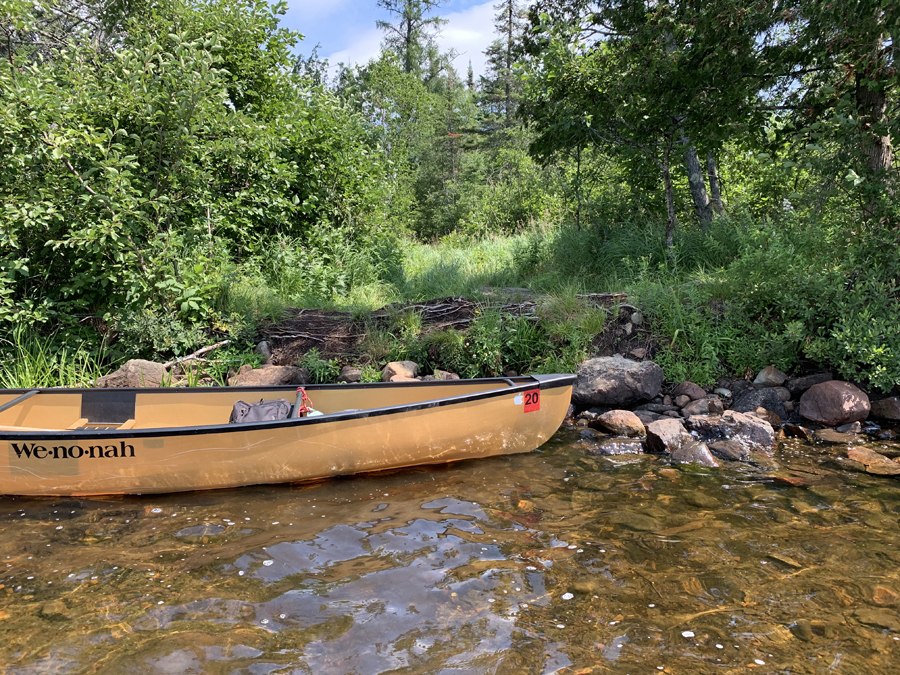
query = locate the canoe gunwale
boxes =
[0,374,575,440]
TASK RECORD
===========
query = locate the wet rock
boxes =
[731,388,787,419]
[754,366,788,387]
[635,402,680,414]
[39,600,70,620]
[783,423,815,442]
[572,355,664,408]
[382,361,419,382]
[634,410,664,425]
[673,381,707,401]
[853,608,900,632]
[749,407,783,430]
[607,511,659,532]
[670,439,719,467]
[871,397,900,421]
[228,364,308,387]
[708,439,748,461]
[773,387,792,402]
[683,491,720,508]
[875,429,899,441]
[594,410,646,438]
[835,421,862,434]
[799,381,870,426]
[685,410,776,452]
[681,397,725,417]
[790,619,814,642]
[645,418,689,454]
[674,394,691,408]
[586,438,646,456]
[874,586,900,606]
[566,404,576,420]
[96,359,166,388]
[785,372,832,397]
[339,366,362,383]
[847,447,900,476]
[573,474,612,491]
[433,369,460,380]
[813,429,858,445]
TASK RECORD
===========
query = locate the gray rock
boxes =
[731,388,787,419]
[607,511,659,532]
[255,340,272,359]
[708,439,748,461]
[871,397,900,421]
[645,418,688,454]
[813,429,857,446]
[635,402,680,413]
[433,369,460,381]
[634,410,664,425]
[713,388,732,398]
[672,381,707,401]
[773,387,792,402]
[96,359,166,388]
[875,429,899,441]
[799,381,870,426]
[835,421,862,434]
[572,356,664,408]
[663,410,683,418]
[594,410,646,438]
[382,361,419,382]
[783,401,795,413]
[630,311,644,326]
[785,372,832,397]
[671,439,720,467]
[754,366,788,387]
[730,380,754,397]
[681,397,725,417]
[783,423,814,442]
[228,364,309,387]
[338,365,362,383]
[685,410,776,452]
[674,394,691,408]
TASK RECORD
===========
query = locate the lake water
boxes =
[2,428,900,674]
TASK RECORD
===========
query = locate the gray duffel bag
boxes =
[229,398,293,424]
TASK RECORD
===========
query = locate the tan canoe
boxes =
[0,374,574,496]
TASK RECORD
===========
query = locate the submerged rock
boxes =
[847,447,900,476]
[572,356,664,407]
[670,439,719,467]
[799,381,870,426]
[708,439,748,461]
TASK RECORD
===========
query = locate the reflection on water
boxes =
[3,429,900,673]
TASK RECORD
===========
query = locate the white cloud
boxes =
[325,1,497,78]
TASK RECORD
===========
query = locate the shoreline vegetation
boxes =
[1,0,898,398]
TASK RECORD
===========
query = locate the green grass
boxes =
[0,328,108,389]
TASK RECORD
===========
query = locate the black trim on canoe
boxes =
[0,374,575,440]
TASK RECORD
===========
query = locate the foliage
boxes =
[298,348,341,384]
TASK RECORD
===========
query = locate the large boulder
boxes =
[731,388,787,419]
[573,356,664,408]
[96,359,166,388]
[798,381,870,426]
[871,397,900,422]
[228,365,308,387]
[685,410,776,452]
[593,410,646,438]
[382,361,419,382]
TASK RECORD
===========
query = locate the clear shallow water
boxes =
[2,430,900,674]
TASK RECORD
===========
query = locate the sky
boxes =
[281,0,499,79]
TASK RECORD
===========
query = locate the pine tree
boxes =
[376,0,445,78]
[479,0,525,128]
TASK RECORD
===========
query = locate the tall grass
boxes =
[0,328,107,389]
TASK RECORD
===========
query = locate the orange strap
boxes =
[295,387,314,417]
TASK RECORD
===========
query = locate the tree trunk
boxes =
[683,142,712,226]
[662,156,676,254]
[504,0,513,126]
[856,70,894,176]
[707,152,725,215]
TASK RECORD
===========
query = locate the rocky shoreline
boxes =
[95,350,900,480]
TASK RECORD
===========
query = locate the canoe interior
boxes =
[0,379,522,432]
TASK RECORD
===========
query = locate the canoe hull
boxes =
[0,376,573,496]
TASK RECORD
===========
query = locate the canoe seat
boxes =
[72,419,136,431]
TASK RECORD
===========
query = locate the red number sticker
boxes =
[523,389,541,413]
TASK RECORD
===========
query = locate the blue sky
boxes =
[282,0,499,77]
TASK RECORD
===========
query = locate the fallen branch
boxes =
[163,340,230,370]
